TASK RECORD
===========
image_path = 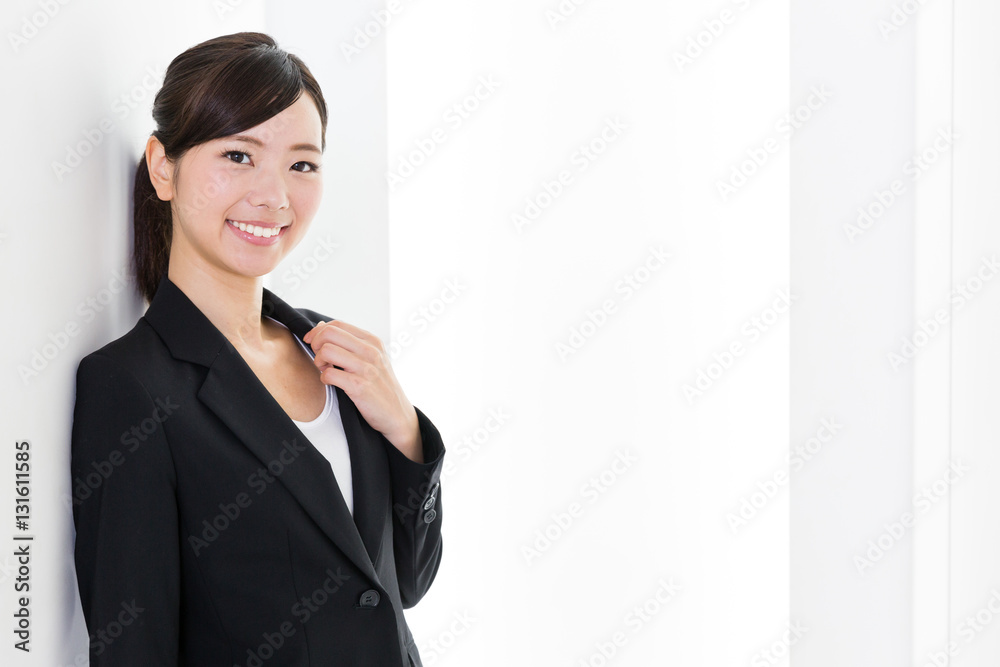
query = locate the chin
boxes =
[226,259,284,281]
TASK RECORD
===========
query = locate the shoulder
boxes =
[71,318,180,469]
[74,316,169,389]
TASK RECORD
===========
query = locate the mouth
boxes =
[226,219,290,240]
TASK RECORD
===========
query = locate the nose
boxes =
[247,166,290,211]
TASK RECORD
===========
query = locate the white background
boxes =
[0,0,995,665]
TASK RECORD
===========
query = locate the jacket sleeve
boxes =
[70,352,181,665]
[383,405,445,608]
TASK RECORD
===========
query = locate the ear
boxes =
[145,135,175,202]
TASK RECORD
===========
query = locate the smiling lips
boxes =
[226,219,288,239]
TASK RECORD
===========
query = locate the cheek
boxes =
[203,172,243,212]
[294,182,324,220]
[178,166,240,218]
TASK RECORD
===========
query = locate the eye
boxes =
[292,161,321,173]
[221,150,252,165]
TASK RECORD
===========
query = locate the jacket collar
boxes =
[142,274,387,585]
[142,273,317,366]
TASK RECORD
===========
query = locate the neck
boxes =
[166,255,269,352]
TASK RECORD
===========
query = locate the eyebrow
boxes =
[228,134,322,154]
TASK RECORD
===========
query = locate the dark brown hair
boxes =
[132,32,328,303]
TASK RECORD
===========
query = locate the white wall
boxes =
[387,1,790,664]
[789,0,917,663]
[948,0,1000,664]
[790,1,1000,664]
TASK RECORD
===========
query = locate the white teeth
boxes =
[228,220,282,239]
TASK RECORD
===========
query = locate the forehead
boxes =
[227,95,323,148]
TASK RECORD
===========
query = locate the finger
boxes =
[312,342,365,374]
[325,320,383,348]
[318,364,364,396]
[302,320,327,344]
[308,322,378,359]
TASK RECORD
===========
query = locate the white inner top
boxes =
[267,316,354,516]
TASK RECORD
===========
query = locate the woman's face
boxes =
[153,94,324,281]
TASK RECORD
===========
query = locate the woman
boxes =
[71,32,444,667]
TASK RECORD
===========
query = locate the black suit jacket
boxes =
[71,274,444,667]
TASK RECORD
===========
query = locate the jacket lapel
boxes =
[143,274,387,584]
[260,283,389,571]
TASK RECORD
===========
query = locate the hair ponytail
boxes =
[131,153,173,303]
[129,32,329,304]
